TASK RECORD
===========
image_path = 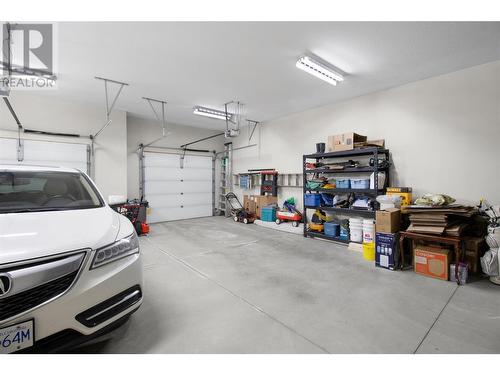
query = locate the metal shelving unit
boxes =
[303,147,390,244]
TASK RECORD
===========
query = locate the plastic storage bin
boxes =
[261,206,276,222]
[324,222,340,237]
[350,179,370,189]
[304,193,321,207]
[336,179,351,189]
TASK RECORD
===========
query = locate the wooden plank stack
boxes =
[401,205,477,236]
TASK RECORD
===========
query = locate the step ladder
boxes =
[218,142,233,217]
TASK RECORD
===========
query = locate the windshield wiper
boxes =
[0,207,66,213]
[0,205,100,214]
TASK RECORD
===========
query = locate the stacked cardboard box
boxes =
[375,208,401,270]
[243,195,278,219]
[402,205,477,236]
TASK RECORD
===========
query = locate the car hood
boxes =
[0,206,121,264]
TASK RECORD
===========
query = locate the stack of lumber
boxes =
[401,205,477,236]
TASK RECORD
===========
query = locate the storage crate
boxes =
[261,206,277,222]
[304,193,321,207]
[336,179,350,189]
[324,222,340,237]
[350,179,370,189]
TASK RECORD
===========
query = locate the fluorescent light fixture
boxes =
[296,55,344,86]
[193,106,232,121]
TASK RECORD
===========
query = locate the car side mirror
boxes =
[108,195,126,205]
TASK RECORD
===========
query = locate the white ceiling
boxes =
[40,22,500,130]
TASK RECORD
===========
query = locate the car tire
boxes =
[292,221,299,227]
[233,216,239,222]
[134,221,143,235]
[243,218,249,224]
[275,219,281,225]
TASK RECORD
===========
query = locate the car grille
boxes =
[0,271,78,321]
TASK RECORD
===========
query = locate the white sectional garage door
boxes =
[0,138,89,172]
[144,152,213,223]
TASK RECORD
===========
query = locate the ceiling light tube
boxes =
[296,55,344,86]
[193,106,232,121]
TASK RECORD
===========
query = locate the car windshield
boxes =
[0,170,103,213]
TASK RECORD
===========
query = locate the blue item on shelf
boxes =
[320,193,334,207]
[261,206,277,222]
[336,179,351,189]
[304,193,321,207]
[350,178,370,189]
[324,222,340,237]
[239,175,251,189]
[339,219,350,240]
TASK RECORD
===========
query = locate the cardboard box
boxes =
[386,187,413,206]
[327,132,367,152]
[463,236,487,273]
[249,195,277,218]
[414,246,451,281]
[375,232,399,270]
[243,195,257,214]
[376,208,401,233]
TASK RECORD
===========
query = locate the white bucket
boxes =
[349,218,363,243]
[362,219,375,243]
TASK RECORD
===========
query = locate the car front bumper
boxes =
[0,251,143,352]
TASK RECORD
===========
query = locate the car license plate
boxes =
[0,320,34,354]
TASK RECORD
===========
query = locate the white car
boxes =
[0,165,143,353]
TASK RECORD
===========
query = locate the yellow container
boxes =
[362,242,375,261]
[386,187,413,206]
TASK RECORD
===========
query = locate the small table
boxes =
[398,231,463,284]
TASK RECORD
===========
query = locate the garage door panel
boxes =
[183,155,212,169]
[143,151,213,223]
[181,168,212,181]
[145,166,184,181]
[0,138,88,172]
[145,182,211,195]
[0,138,18,164]
[144,153,180,168]
[148,204,212,223]
[147,192,212,209]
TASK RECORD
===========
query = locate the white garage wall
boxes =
[232,60,500,208]
[127,115,225,200]
[0,92,128,200]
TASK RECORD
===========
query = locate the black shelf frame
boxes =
[304,205,376,217]
[303,147,390,244]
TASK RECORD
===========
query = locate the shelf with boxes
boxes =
[234,172,303,189]
[303,143,390,245]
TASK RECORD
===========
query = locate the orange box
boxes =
[413,246,451,281]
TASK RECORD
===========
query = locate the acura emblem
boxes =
[0,274,12,297]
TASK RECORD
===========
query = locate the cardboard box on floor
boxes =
[376,208,401,233]
[414,245,451,281]
[246,195,277,218]
[463,236,488,273]
[243,195,255,213]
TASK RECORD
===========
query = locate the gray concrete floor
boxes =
[75,216,500,354]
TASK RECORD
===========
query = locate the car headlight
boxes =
[91,232,140,269]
